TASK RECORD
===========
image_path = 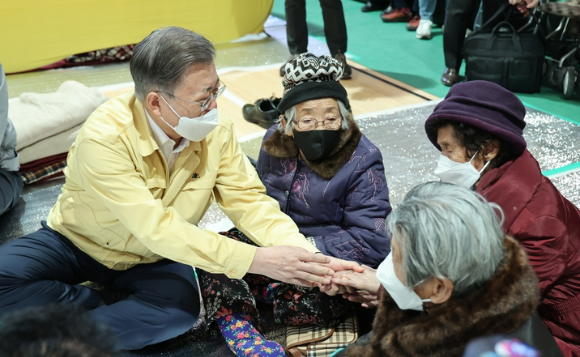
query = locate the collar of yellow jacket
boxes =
[127,92,202,158]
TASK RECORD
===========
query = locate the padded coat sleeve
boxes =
[512,214,569,296]
[314,149,392,268]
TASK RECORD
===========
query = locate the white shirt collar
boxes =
[144,109,190,172]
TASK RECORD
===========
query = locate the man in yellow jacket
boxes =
[0,27,358,351]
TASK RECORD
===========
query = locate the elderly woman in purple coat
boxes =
[198,53,391,357]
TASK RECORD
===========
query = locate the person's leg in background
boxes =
[406,0,421,31]
[281,0,308,76]
[382,0,413,22]
[0,169,22,216]
[441,0,480,86]
[416,0,438,39]
[360,0,390,13]
[319,0,352,79]
[0,62,22,216]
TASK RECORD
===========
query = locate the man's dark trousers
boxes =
[285,0,348,56]
[0,221,200,351]
[443,0,481,70]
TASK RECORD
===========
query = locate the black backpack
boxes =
[463,4,545,93]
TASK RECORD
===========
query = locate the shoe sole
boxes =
[382,18,411,23]
[416,34,432,39]
[244,117,276,129]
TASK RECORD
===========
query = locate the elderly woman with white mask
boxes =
[328,182,540,357]
[424,81,580,356]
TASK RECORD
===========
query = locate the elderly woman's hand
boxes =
[331,266,381,293]
[319,256,365,274]
[343,291,379,309]
[318,282,349,296]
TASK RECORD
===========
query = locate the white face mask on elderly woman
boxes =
[376,253,431,311]
[433,149,491,189]
[158,95,219,142]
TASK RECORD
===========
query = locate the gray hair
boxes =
[130,27,216,102]
[277,99,350,135]
[388,181,506,296]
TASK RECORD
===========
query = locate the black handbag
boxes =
[463,4,545,93]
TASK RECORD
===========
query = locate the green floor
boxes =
[271,0,579,125]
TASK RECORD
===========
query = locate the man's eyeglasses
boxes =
[161,80,226,111]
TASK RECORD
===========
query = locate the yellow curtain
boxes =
[0,0,273,73]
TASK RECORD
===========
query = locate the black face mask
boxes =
[292,129,342,161]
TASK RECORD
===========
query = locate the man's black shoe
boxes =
[243,97,282,129]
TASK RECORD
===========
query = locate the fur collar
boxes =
[262,113,362,179]
[349,236,539,357]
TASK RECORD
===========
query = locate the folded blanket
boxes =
[18,124,82,164]
[9,81,108,150]
[20,159,67,185]
[20,152,68,172]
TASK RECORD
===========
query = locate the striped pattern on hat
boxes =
[282,53,344,94]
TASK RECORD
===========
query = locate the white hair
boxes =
[277,99,350,135]
[388,181,506,296]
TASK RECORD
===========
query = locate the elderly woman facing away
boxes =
[329,182,539,357]
[424,81,580,356]
[197,53,391,357]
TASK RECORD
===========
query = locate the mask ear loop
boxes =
[408,277,433,304]
[469,145,492,175]
[468,148,481,163]
[158,93,182,118]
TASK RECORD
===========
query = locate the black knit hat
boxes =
[277,53,350,114]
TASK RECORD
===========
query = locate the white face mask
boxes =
[433,150,491,188]
[159,95,219,142]
[376,253,431,311]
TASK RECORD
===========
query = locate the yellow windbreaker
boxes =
[47,92,317,278]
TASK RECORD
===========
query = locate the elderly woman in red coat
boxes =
[424,80,580,357]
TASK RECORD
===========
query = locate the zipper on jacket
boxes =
[284,158,300,214]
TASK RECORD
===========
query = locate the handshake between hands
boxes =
[318,262,381,309]
[249,246,380,308]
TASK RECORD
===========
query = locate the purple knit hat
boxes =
[425,81,527,155]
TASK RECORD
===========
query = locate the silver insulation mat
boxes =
[2,103,577,239]
[358,104,580,206]
[198,103,580,230]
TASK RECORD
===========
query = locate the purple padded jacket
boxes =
[256,117,391,268]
